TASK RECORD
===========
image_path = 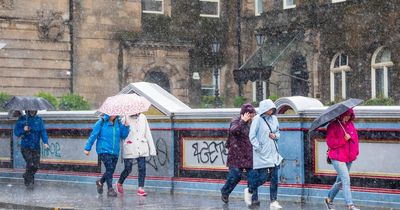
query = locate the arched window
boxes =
[144,71,171,92]
[371,47,394,98]
[330,52,350,101]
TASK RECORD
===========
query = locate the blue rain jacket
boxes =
[14,114,48,150]
[249,99,283,169]
[84,115,129,156]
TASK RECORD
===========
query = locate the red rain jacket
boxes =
[326,109,359,163]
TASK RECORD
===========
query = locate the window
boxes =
[200,0,220,18]
[283,0,296,9]
[332,0,346,3]
[330,53,350,101]
[201,68,220,96]
[255,0,263,16]
[142,0,164,14]
[371,47,394,98]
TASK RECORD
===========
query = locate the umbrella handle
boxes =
[338,120,355,143]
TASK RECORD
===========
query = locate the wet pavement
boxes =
[0,178,397,210]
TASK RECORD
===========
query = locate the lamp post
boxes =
[211,38,222,108]
[255,31,266,102]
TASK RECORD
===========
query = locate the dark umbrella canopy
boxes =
[4,96,55,111]
[309,98,363,132]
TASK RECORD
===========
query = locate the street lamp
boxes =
[255,31,266,102]
[211,38,222,108]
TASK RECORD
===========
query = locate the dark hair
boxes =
[240,103,256,115]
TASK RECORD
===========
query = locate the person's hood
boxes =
[258,99,276,115]
[338,108,355,122]
[102,114,110,121]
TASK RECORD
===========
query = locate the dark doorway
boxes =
[290,56,309,96]
[144,71,171,92]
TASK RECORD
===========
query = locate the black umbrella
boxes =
[4,96,55,111]
[309,98,363,132]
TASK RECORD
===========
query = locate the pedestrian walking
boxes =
[324,108,360,210]
[246,99,283,209]
[14,110,49,189]
[116,113,156,196]
[84,114,129,197]
[220,103,257,205]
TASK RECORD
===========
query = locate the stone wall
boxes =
[122,42,192,104]
[71,0,141,108]
[0,0,71,97]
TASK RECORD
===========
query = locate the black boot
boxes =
[96,179,103,194]
[221,194,229,204]
[107,188,117,197]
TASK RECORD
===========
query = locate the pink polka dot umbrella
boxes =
[98,93,151,116]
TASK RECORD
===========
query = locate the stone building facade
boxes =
[238,0,400,104]
[0,0,399,108]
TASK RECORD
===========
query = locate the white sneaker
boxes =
[243,188,252,206]
[270,201,283,209]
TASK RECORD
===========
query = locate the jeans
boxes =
[118,157,146,187]
[220,167,258,201]
[21,148,40,185]
[328,160,353,206]
[248,165,279,202]
[99,153,118,189]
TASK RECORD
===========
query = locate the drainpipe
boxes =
[236,0,243,96]
[69,0,74,93]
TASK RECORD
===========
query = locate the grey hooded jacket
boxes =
[249,99,283,169]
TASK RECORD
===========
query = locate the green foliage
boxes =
[200,96,224,108]
[0,92,12,112]
[251,101,259,107]
[363,97,395,106]
[59,93,90,111]
[35,92,59,110]
[268,95,278,102]
[233,96,247,108]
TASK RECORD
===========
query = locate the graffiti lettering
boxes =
[192,141,227,165]
[132,137,169,171]
[41,142,61,158]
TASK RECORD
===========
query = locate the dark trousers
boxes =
[21,148,40,186]
[248,165,280,202]
[99,153,118,189]
[221,167,258,201]
[118,157,146,187]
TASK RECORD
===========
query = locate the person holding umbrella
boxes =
[324,108,360,210]
[116,111,156,196]
[14,110,49,189]
[309,98,363,210]
[5,96,55,189]
[84,114,130,197]
[106,94,154,196]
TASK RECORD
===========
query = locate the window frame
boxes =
[200,0,220,18]
[330,52,350,102]
[332,0,346,3]
[283,0,296,10]
[255,0,263,16]
[142,0,164,14]
[371,46,394,99]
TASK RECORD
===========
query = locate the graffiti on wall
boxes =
[41,142,62,158]
[129,137,169,172]
[182,137,228,170]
